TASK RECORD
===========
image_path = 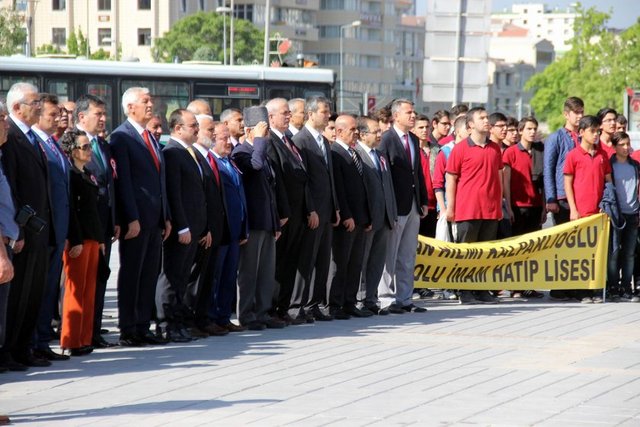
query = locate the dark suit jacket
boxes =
[379,128,428,216]
[109,120,169,231]
[37,131,69,247]
[331,142,371,227]
[214,155,248,242]
[1,118,53,247]
[195,147,228,247]
[231,137,280,233]
[84,133,116,237]
[162,139,208,239]
[354,143,397,231]
[67,166,104,246]
[292,126,338,223]
[267,130,308,221]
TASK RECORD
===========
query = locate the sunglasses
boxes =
[75,144,92,151]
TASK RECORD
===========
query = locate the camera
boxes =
[15,205,47,235]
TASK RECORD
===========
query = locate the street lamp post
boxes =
[216,6,232,65]
[339,20,361,112]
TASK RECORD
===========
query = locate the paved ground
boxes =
[2,258,640,425]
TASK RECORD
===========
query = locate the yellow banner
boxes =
[414,214,610,290]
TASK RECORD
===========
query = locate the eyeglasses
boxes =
[75,144,92,151]
[21,99,42,107]
[506,128,518,133]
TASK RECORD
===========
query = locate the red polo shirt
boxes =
[563,145,611,217]
[419,146,437,210]
[503,143,543,208]
[598,139,616,160]
[446,137,503,222]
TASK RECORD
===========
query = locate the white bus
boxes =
[0,56,335,131]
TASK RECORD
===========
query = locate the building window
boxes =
[138,28,151,46]
[319,25,340,38]
[98,28,112,46]
[505,73,512,86]
[52,0,66,10]
[199,0,205,10]
[138,0,151,10]
[52,28,66,45]
[98,0,111,10]
[494,98,500,109]
[180,0,187,12]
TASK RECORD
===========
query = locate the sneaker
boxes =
[580,297,593,304]
[511,292,523,299]
[418,289,435,299]
[443,290,458,300]
[475,290,499,304]
[631,295,640,303]
[592,295,603,304]
[620,293,633,302]
[459,291,478,304]
[522,290,544,299]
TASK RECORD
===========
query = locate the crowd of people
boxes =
[0,81,636,384]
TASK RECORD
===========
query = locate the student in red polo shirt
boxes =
[597,107,618,159]
[413,114,438,237]
[446,107,503,304]
[430,110,452,147]
[564,115,612,304]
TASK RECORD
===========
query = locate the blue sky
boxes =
[416,1,638,30]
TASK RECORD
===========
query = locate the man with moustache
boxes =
[1,82,54,368]
[291,96,340,322]
[31,93,70,361]
[110,87,171,347]
[75,94,119,348]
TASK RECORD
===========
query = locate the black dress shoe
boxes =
[403,304,427,313]
[344,306,373,318]
[118,334,146,347]
[33,347,70,361]
[329,307,351,320]
[0,354,27,371]
[69,346,94,357]
[364,305,389,315]
[264,318,286,329]
[138,331,169,345]
[92,337,116,348]
[16,353,52,367]
[387,304,405,314]
[246,321,266,331]
[310,306,334,321]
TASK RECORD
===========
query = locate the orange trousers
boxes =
[61,240,99,349]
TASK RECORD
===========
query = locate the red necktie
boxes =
[403,134,412,164]
[207,152,221,187]
[142,129,160,171]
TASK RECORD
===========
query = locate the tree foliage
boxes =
[67,28,89,57]
[0,7,27,56]
[153,12,264,63]
[526,6,640,130]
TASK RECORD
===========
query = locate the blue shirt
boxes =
[0,152,19,240]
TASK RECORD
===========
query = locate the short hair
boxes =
[39,93,58,108]
[168,108,188,130]
[288,98,305,112]
[220,108,241,123]
[563,97,584,113]
[616,114,628,127]
[451,104,469,117]
[373,107,391,123]
[121,87,149,115]
[489,112,508,126]
[59,128,87,156]
[187,98,211,115]
[390,98,413,115]
[506,116,519,128]
[596,107,617,122]
[356,115,375,135]
[517,116,538,132]
[465,106,486,128]
[195,114,214,124]
[6,82,39,111]
[265,97,288,114]
[431,110,450,124]
[74,94,105,123]
[328,113,338,122]
[416,114,429,123]
[453,115,467,133]
[305,96,330,114]
[578,115,601,132]
[611,131,630,146]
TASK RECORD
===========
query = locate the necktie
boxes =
[348,147,363,176]
[317,134,328,164]
[206,152,221,187]
[221,157,239,186]
[186,146,202,178]
[43,136,64,170]
[403,133,412,165]
[283,135,303,164]
[142,129,160,171]
[91,137,106,172]
[371,149,381,175]
[26,129,38,148]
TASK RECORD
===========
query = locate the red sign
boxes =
[367,96,376,112]
[228,86,258,97]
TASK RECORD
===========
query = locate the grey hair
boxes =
[288,98,305,113]
[265,97,288,114]
[121,87,150,115]
[220,108,241,123]
[305,96,330,114]
[7,82,39,111]
[390,98,413,115]
[195,114,214,124]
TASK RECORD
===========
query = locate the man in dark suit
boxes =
[265,98,308,324]
[75,94,118,348]
[329,114,373,319]
[0,82,54,369]
[231,111,285,330]
[188,114,229,337]
[291,96,339,322]
[354,116,397,315]
[31,93,70,361]
[155,109,211,342]
[378,99,428,313]
[110,87,171,347]
[206,121,248,332]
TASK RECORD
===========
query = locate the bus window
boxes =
[121,80,189,127]
[87,82,114,131]
[46,79,73,103]
[0,75,39,98]
[267,88,292,100]
[210,98,257,119]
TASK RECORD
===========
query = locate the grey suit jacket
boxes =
[355,142,397,231]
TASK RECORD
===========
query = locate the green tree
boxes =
[0,7,27,55]
[66,28,89,56]
[526,6,640,130]
[153,12,264,63]
[192,46,217,61]
[36,43,63,55]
